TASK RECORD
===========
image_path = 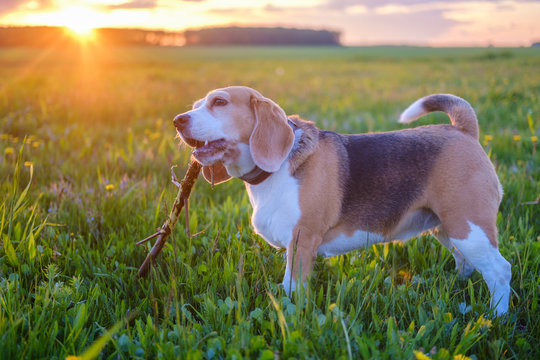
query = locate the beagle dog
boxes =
[173,86,511,316]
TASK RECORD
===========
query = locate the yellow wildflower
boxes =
[105,184,115,191]
[482,135,493,146]
[4,147,14,155]
[32,141,41,148]
[12,137,19,143]
[532,136,538,143]
[512,135,521,142]
[477,316,492,330]
[65,356,81,360]
[443,312,453,323]
[413,351,432,360]
[24,161,33,167]
[0,134,8,140]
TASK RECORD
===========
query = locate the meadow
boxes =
[0,45,539,359]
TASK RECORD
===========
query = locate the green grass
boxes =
[0,45,539,359]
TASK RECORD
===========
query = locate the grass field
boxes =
[0,45,539,359]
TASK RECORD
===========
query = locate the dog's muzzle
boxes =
[173,113,190,130]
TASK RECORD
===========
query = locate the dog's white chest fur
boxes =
[246,163,300,249]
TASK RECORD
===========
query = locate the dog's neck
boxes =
[240,119,301,185]
[285,116,319,174]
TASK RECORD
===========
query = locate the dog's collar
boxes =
[239,166,272,185]
[241,119,298,186]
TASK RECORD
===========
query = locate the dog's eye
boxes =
[212,98,228,107]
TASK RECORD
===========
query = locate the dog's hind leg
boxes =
[446,222,512,316]
[432,226,475,279]
[427,137,510,315]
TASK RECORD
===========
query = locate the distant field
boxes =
[0,46,539,359]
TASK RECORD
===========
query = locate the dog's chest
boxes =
[246,165,300,249]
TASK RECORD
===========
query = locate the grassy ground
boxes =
[0,45,539,359]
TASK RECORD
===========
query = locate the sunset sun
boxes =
[66,22,95,39]
[59,6,98,40]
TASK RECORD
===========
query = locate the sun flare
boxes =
[66,23,95,39]
[59,6,99,40]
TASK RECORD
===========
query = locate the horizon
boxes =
[2,24,540,48]
[1,1,539,47]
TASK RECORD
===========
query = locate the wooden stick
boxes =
[135,230,161,246]
[137,160,202,278]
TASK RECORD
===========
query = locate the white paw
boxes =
[281,279,296,297]
[490,284,511,317]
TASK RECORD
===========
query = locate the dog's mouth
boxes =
[181,136,203,148]
[184,137,228,165]
[183,137,225,150]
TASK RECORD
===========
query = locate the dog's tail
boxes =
[399,94,479,139]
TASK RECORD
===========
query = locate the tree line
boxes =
[0,26,182,47]
[0,26,341,47]
[184,27,341,46]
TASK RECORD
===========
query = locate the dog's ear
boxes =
[249,95,294,172]
[202,163,231,185]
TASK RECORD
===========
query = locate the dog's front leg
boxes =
[281,227,322,296]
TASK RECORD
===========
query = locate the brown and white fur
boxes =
[173,86,511,316]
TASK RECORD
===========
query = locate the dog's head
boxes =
[173,86,295,184]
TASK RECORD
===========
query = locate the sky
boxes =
[0,0,539,46]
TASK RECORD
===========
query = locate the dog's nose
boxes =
[173,113,190,128]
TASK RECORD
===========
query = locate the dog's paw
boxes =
[280,280,296,297]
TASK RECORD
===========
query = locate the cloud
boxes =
[345,8,460,44]
[325,0,536,6]
[208,7,255,16]
[204,2,462,45]
[106,0,206,10]
[0,0,22,13]
[107,0,158,10]
[264,3,283,12]
[322,0,451,9]
[0,0,51,14]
